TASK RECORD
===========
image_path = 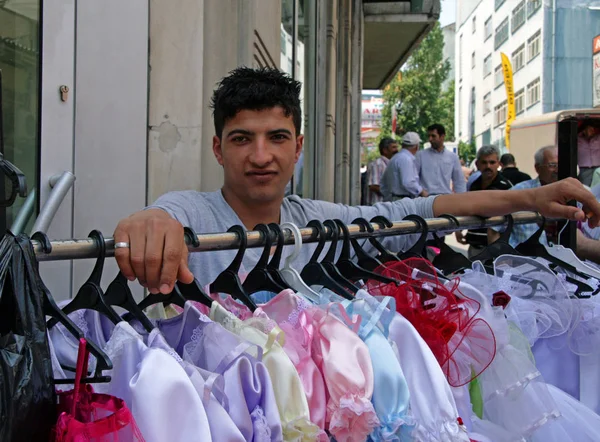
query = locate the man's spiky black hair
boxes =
[210,67,302,138]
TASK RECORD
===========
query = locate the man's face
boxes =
[382,142,399,159]
[476,153,500,180]
[428,129,445,149]
[535,148,559,185]
[583,125,596,139]
[212,106,302,204]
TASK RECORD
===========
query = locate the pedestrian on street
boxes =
[381,132,428,201]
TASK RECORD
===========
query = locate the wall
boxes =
[147,0,282,204]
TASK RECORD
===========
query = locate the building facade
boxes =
[442,23,456,92]
[1,0,439,299]
[455,0,600,151]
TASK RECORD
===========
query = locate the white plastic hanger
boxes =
[544,221,600,280]
[279,222,321,303]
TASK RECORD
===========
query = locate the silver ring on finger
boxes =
[114,242,130,249]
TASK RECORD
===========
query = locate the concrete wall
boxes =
[147,0,282,204]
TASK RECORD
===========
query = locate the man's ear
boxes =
[213,135,224,166]
[295,135,304,162]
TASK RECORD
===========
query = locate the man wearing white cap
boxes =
[381,132,429,201]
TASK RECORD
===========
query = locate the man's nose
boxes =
[249,137,273,166]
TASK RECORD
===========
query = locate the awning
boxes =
[362,0,441,89]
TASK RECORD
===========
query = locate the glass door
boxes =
[0,1,41,234]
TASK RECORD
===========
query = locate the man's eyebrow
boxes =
[226,129,254,138]
[267,129,293,136]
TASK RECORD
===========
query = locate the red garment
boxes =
[51,338,144,442]
[366,258,496,387]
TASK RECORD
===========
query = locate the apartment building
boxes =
[455,0,600,150]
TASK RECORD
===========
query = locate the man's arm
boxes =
[452,156,467,193]
[433,178,600,227]
[399,158,424,197]
[575,230,600,264]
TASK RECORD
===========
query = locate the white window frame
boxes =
[494,100,508,126]
[515,88,525,114]
[512,44,525,72]
[527,78,541,107]
[494,17,509,49]
[494,64,504,88]
[483,92,492,115]
[471,51,476,69]
[511,1,526,34]
[528,0,541,18]
[484,16,493,41]
[472,16,477,34]
[528,30,541,62]
[483,54,492,77]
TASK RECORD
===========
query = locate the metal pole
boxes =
[30,171,75,235]
[10,189,36,234]
[32,211,544,262]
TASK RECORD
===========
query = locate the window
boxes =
[458,87,463,135]
[528,0,541,17]
[495,0,506,10]
[494,64,504,88]
[494,18,509,49]
[459,34,463,80]
[281,30,287,54]
[511,1,526,33]
[484,17,493,40]
[483,54,492,77]
[494,100,508,126]
[528,30,541,61]
[483,92,492,115]
[512,44,525,72]
[527,78,541,106]
[515,88,525,114]
[472,16,477,34]
[471,51,476,69]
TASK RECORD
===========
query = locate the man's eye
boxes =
[232,136,248,143]
[272,134,287,141]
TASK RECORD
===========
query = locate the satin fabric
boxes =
[210,302,324,442]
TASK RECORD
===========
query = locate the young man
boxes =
[415,124,466,195]
[457,145,512,258]
[113,67,600,295]
[366,137,398,204]
[578,121,600,186]
[500,153,531,185]
[381,132,428,201]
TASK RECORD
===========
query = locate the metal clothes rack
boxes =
[31,211,545,262]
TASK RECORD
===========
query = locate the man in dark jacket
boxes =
[457,145,513,257]
[500,153,531,185]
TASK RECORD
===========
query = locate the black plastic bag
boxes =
[0,233,56,441]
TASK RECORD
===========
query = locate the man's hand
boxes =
[532,178,600,228]
[113,209,195,295]
[455,230,468,245]
[419,189,429,197]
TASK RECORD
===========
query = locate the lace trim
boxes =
[219,310,244,335]
[484,370,542,400]
[285,297,312,328]
[71,310,89,337]
[327,392,380,442]
[370,412,417,442]
[522,410,561,437]
[281,417,326,442]
[250,405,272,442]
[185,325,204,357]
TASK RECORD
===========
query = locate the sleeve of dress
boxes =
[388,315,470,442]
[129,348,213,442]
[308,307,380,442]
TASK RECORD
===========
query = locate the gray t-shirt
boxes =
[148,190,437,286]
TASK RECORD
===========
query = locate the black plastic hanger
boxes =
[369,216,401,263]
[104,272,154,332]
[350,218,386,272]
[176,279,214,306]
[26,232,111,383]
[397,214,429,259]
[300,220,353,299]
[470,215,523,264]
[266,223,293,290]
[333,219,400,286]
[431,215,474,275]
[210,225,257,311]
[243,224,287,295]
[48,230,121,328]
[321,220,359,294]
[136,283,187,311]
